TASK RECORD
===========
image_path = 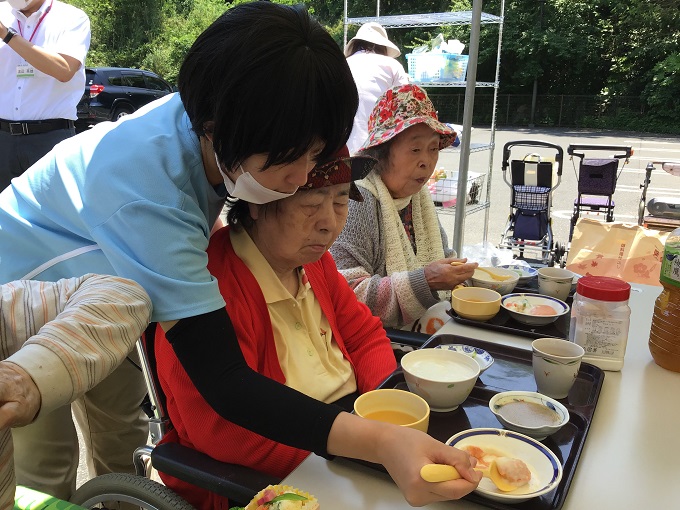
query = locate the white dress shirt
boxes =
[346,51,410,154]
[0,0,90,121]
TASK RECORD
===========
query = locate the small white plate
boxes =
[434,344,494,373]
[447,428,563,504]
[499,264,538,285]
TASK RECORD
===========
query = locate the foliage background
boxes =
[69,0,680,134]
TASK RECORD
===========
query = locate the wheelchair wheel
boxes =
[71,473,195,510]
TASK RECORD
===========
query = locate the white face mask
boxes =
[214,152,297,204]
[7,0,32,11]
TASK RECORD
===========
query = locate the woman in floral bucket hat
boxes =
[331,84,478,334]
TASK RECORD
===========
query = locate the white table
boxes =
[283,283,680,508]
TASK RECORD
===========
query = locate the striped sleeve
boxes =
[2,274,152,416]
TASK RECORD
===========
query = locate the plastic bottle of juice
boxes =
[649,227,680,372]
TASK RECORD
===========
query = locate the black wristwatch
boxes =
[3,27,17,45]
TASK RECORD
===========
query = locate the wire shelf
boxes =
[436,201,490,216]
[346,11,503,29]
[414,81,498,88]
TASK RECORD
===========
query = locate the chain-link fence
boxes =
[429,93,645,128]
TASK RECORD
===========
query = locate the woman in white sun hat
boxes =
[345,22,410,154]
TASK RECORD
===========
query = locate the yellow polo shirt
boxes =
[230,228,357,403]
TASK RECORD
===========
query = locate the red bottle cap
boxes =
[576,276,631,302]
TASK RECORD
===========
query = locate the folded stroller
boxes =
[498,140,565,266]
[567,144,632,241]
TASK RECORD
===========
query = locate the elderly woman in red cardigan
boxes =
[154,147,398,510]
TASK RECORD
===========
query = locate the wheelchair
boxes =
[70,326,429,509]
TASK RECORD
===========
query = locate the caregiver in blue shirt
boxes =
[0,2,480,506]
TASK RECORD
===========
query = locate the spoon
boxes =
[420,461,522,492]
[474,267,513,282]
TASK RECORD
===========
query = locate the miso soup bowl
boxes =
[401,349,480,412]
[451,287,501,322]
[489,391,570,440]
[354,389,430,432]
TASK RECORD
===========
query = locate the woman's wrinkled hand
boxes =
[375,424,482,506]
[0,362,41,430]
[424,258,478,291]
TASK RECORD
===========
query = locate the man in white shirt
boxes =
[345,22,410,154]
[0,0,90,191]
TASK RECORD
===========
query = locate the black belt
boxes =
[0,118,75,136]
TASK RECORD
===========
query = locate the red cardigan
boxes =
[155,227,396,510]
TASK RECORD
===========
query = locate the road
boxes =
[75,127,679,490]
[435,127,680,263]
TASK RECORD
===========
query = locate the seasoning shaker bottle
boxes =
[569,276,631,371]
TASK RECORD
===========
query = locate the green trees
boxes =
[71,0,229,84]
[70,0,679,133]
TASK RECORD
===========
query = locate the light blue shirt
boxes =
[0,94,226,322]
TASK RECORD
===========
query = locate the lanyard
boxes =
[16,0,53,43]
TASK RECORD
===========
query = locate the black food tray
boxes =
[347,333,604,510]
[448,286,574,339]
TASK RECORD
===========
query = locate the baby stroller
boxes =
[567,144,632,241]
[498,140,565,266]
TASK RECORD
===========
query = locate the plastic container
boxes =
[649,227,680,372]
[406,53,469,82]
[569,276,631,371]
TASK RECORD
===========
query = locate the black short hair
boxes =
[179,2,358,172]
[352,40,387,56]
[226,200,280,230]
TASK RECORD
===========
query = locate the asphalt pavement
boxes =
[436,127,680,263]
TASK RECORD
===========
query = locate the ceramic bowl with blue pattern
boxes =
[499,264,538,285]
[434,344,494,373]
[488,390,570,440]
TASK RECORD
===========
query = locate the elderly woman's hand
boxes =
[0,362,41,429]
[424,258,478,291]
[375,423,482,506]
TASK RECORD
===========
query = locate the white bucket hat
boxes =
[344,22,401,58]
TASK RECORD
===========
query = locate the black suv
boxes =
[76,67,174,130]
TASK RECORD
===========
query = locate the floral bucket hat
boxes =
[299,145,377,201]
[358,84,457,152]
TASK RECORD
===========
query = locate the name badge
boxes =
[17,64,35,78]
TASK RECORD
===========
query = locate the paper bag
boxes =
[566,218,669,286]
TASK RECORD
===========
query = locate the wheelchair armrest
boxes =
[384,327,431,348]
[151,442,280,505]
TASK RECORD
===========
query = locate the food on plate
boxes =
[463,445,531,489]
[505,298,556,316]
[496,400,562,428]
[494,457,532,488]
[230,485,318,510]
